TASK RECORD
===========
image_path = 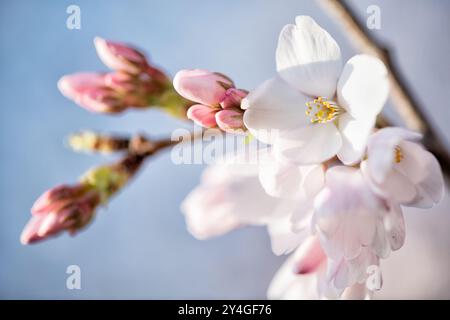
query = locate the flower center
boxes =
[394,146,403,163]
[305,97,341,124]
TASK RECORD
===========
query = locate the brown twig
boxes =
[318,0,450,179]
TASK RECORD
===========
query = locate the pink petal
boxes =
[31,184,85,215]
[57,73,106,101]
[186,104,218,128]
[173,69,234,106]
[94,37,148,73]
[20,216,45,245]
[220,88,248,109]
[293,236,326,274]
[215,109,245,132]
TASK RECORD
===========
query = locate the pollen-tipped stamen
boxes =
[394,146,403,163]
[305,97,341,124]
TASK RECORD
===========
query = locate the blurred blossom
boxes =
[94,37,150,74]
[243,16,389,165]
[361,127,445,208]
[173,69,248,133]
[58,73,126,113]
[68,131,129,154]
[268,235,371,300]
[21,184,101,244]
[21,155,142,244]
[58,37,191,115]
[312,166,403,293]
[181,150,309,254]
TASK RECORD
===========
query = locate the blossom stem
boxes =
[318,0,450,180]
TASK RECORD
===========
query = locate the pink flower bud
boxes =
[220,88,248,109]
[215,109,245,133]
[104,72,136,92]
[21,187,100,245]
[58,73,106,102]
[31,184,86,215]
[79,87,126,113]
[94,37,148,73]
[173,69,234,107]
[187,104,218,128]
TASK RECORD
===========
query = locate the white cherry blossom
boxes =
[243,16,389,165]
[361,127,445,208]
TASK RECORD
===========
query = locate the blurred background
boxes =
[0,0,449,299]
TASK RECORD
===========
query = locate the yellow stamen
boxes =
[394,146,403,163]
[305,97,341,124]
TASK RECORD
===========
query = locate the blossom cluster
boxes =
[58,37,184,114]
[180,16,445,299]
[21,13,445,300]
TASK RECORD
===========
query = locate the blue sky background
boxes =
[1,0,449,299]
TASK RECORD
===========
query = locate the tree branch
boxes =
[318,0,450,179]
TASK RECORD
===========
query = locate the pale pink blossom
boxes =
[268,235,372,299]
[180,153,279,240]
[314,166,405,261]
[181,151,308,255]
[361,127,445,208]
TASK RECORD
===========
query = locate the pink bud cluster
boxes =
[58,37,169,113]
[173,69,248,133]
[21,184,101,244]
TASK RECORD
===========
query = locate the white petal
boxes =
[326,247,378,291]
[337,54,389,119]
[378,169,417,203]
[268,236,326,299]
[397,140,445,208]
[275,123,342,165]
[267,214,308,256]
[242,77,309,144]
[367,127,422,184]
[181,186,242,240]
[337,113,375,165]
[341,283,370,300]
[371,218,390,259]
[258,149,304,199]
[181,152,286,239]
[314,167,379,260]
[362,167,416,205]
[276,16,342,98]
[303,164,326,198]
[383,203,405,251]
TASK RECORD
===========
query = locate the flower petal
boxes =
[337,113,375,165]
[173,69,233,106]
[276,16,342,98]
[215,109,244,132]
[383,203,405,251]
[314,167,379,260]
[337,54,389,119]
[397,140,445,208]
[242,77,309,144]
[267,236,325,300]
[367,127,422,184]
[275,123,342,165]
[258,148,319,199]
[181,185,242,240]
[292,236,327,274]
[267,214,308,256]
[186,104,218,128]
